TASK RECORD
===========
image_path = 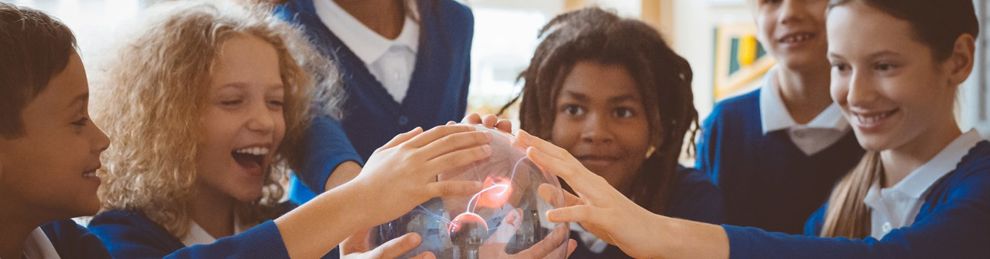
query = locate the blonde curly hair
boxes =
[91,0,337,237]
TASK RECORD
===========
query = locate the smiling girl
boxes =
[521,0,990,258]
[86,1,491,258]
[500,7,724,258]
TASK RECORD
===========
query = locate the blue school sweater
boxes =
[275,0,474,203]
[87,207,334,258]
[725,141,990,258]
[696,89,865,234]
[570,166,725,258]
[39,220,110,258]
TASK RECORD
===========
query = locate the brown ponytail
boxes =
[820,152,883,238]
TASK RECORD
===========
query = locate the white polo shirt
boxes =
[314,0,420,103]
[181,217,245,246]
[865,129,983,239]
[16,227,60,259]
[760,68,850,155]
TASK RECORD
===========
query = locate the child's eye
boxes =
[220,99,243,106]
[831,63,850,73]
[614,107,635,118]
[268,100,284,109]
[873,62,898,72]
[562,104,584,116]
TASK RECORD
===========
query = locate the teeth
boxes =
[234,147,269,156]
[783,33,812,43]
[83,171,97,178]
[855,111,894,125]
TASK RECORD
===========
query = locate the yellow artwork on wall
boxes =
[713,22,775,100]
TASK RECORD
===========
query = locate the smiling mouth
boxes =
[852,109,900,127]
[231,147,269,174]
[779,32,815,44]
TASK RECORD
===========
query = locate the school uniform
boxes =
[87,205,339,259]
[5,220,110,259]
[569,166,725,258]
[726,130,990,258]
[275,0,473,203]
[696,68,865,233]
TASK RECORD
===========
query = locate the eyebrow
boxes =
[560,90,640,104]
[829,50,901,60]
[866,50,902,60]
[608,95,639,104]
[561,90,589,102]
[218,82,284,91]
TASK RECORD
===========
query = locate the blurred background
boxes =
[8,0,989,138]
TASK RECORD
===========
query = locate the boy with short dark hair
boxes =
[0,3,111,258]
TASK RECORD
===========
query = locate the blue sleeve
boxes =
[723,172,990,259]
[669,169,726,224]
[41,220,111,259]
[165,221,290,259]
[297,116,363,194]
[90,217,291,258]
[455,6,473,118]
[696,105,722,185]
[803,204,827,236]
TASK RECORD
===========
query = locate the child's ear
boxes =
[945,34,976,87]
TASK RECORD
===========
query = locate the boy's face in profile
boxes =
[0,52,109,219]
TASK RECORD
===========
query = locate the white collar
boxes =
[313,0,420,65]
[181,217,245,247]
[759,68,848,134]
[20,227,60,259]
[868,129,984,200]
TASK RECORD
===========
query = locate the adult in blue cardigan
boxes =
[274,0,474,204]
[696,0,865,234]
[518,0,990,258]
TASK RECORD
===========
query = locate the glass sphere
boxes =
[372,125,570,259]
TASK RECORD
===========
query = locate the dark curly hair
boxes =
[500,7,699,214]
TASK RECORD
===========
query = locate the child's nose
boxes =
[580,113,615,144]
[246,104,277,134]
[846,71,880,107]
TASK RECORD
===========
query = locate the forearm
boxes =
[323,161,361,191]
[652,215,730,259]
[274,181,375,258]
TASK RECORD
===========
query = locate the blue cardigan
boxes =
[275,0,474,203]
[725,141,990,258]
[87,210,307,258]
[38,220,110,259]
[697,89,865,233]
[569,166,725,258]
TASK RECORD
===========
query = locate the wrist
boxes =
[649,214,676,258]
[333,179,380,230]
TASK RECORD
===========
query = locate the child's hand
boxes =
[479,209,577,258]
[351,125,491,227]
[340,229,436,259]
[459,113,512,134]
[518,130,662,259]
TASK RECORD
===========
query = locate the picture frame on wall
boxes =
[712,21,775,101]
